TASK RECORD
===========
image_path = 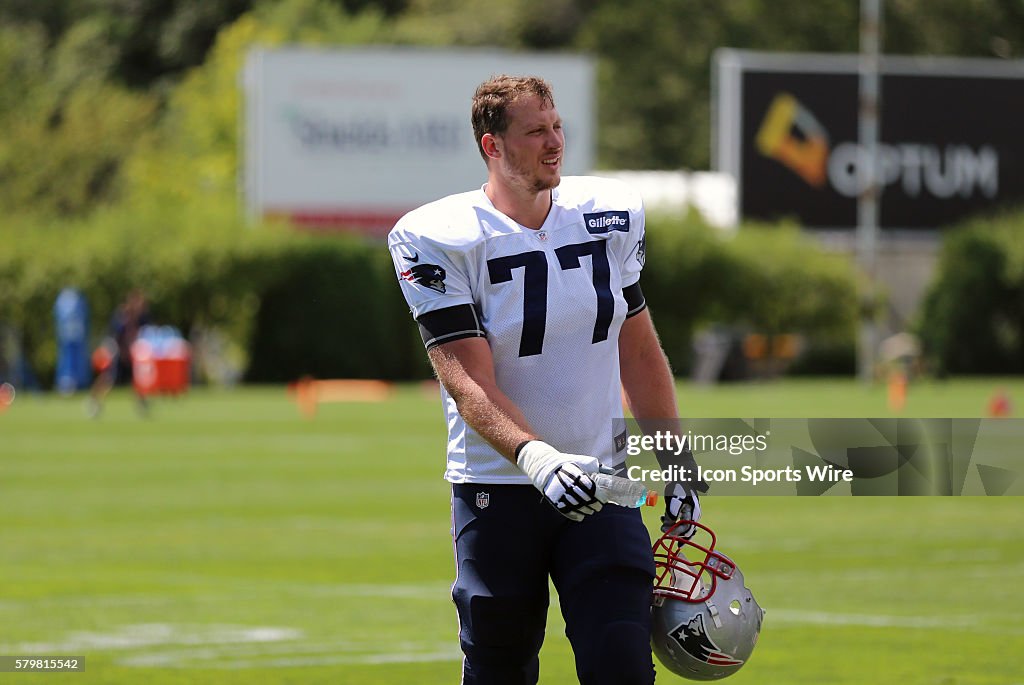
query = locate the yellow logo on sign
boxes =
[755,93,830,188]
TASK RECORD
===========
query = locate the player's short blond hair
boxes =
[471,75,555,161]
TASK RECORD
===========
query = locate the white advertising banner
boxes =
[243,47,595,235]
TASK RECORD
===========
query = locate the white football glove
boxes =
[661,482,701,538]
[516,440,605,522]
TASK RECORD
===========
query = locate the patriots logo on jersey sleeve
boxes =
[635,235,646,267]
[401,263,447,293]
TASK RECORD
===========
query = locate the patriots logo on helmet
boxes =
[401,263,447,293]
[669,614,744,668]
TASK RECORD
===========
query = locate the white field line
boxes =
[0,582,453,611]
[6,565,1024,613]
[116,638,454,664]
[766,609,1024,633]
[0,594,184,610]
[769,610,971,629]
[288,582,453,599]
[755,560,1024,584]
[113,608,1024,670]
[119,642,463,669]
[177,651,464,669]
[5,607,1021,672]
[3,622,463,670]
[0,624,302,654]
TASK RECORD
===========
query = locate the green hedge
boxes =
[0,197,429,385]
[642,215,859,374]
[0,202,858,387]
[243,240,428,382]
[1,198,270,384]
[918,211,1024,374]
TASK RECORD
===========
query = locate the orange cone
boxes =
[987,389,1013,418]
[887,371,907,412]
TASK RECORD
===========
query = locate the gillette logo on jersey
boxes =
[583,210,630,234]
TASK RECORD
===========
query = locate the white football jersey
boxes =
[388,176,646,484]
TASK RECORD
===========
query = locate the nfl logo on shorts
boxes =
[475,491,490,509]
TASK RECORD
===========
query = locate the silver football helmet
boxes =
[651,520,764,681]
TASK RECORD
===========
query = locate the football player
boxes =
[389,75,700,684]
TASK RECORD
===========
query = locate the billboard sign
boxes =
[714,50,1024,229]
[243,48,595,236]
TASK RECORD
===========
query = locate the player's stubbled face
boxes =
[498,94,564,193]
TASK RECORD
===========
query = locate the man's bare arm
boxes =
[428,336,605,521]
[427,337,538,463]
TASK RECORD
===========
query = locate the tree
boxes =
[578,0,858,170]
[0,0,257,88]
[0,20,155,215]
[577,0,1024,170]
[122,0,393,205]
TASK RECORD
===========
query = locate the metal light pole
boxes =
[857,0,883,383]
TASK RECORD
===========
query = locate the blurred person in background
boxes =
[388,75,702,684]
[87,288,151,418]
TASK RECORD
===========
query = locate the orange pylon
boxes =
[887,371,907,413]
[987,389,1013,418]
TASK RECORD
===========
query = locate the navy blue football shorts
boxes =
[451,483,656,685]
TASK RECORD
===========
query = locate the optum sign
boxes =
[826,141,998,200]
[714,50,1024,229]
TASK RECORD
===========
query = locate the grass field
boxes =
[2,379,1023,684]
